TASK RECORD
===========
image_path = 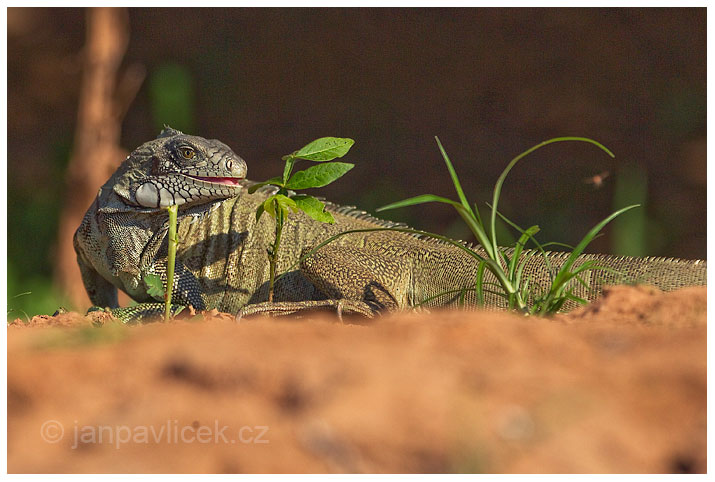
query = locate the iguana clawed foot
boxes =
[236,300,376,322]
[86,303,187,324]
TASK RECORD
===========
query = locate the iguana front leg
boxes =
[77,255,169,323]
[99,303,187,324]
[77,255,119,309]
[78,253,201,323]
[107,259,207,323]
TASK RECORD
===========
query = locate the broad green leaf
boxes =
[263,195,276,218]
[292,194,335,224]
[143,273,164,301]
[293,137,355,161]
[282,158,295,184]
[255,203,266,223]
[262,195,280,219]
[248,177,283,194]
[285,162,354,190]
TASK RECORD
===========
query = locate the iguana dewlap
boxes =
[74,128,707,321]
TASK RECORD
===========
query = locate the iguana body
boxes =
[74,128,707,321]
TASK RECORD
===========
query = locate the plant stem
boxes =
[268,204,284,302]
[164,204,178,321]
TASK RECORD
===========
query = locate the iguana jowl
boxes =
[74,128,707,321]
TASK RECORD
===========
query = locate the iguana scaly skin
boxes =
[74,128,707,322]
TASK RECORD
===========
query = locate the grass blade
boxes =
[377,194,462,212]
[540,241,576,250]
[415,287,476,307]
[552,204,639,288]
[434,136,473,215]
[164,204,178,321]
[476,260,486,305]
[490,137,615,265]
[473,202,483,226]
[509,225,540,281]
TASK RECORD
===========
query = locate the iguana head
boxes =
[114,127,248,209]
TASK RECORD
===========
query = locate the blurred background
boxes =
[7,7,706,317]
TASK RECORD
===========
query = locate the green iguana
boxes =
[74,128,707,322]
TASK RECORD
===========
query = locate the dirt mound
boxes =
[7,285,706,473]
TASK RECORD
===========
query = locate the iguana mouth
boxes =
[186,175,244,186]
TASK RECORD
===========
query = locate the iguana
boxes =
[74,128,707,322]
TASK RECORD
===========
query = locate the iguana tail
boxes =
[519,251,705,309]
[433,249,707,312]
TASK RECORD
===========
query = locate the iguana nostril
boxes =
[227,160,233,170]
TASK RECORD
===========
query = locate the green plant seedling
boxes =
[141,204,179,322]
[164,204,179,320]
[251,137,355,301]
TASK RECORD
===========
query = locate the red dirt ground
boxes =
[7,285,707,473]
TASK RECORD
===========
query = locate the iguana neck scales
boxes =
[74,128,707,321]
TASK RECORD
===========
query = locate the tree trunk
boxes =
[54,7,143,310]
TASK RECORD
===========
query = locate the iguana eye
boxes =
[179,146,195,159]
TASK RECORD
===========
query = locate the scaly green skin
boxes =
[74,128,707,322]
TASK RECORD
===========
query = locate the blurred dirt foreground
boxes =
[7,285,706,474]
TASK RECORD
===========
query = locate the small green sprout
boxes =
[142,204,179,321]
[251,137,355,301]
